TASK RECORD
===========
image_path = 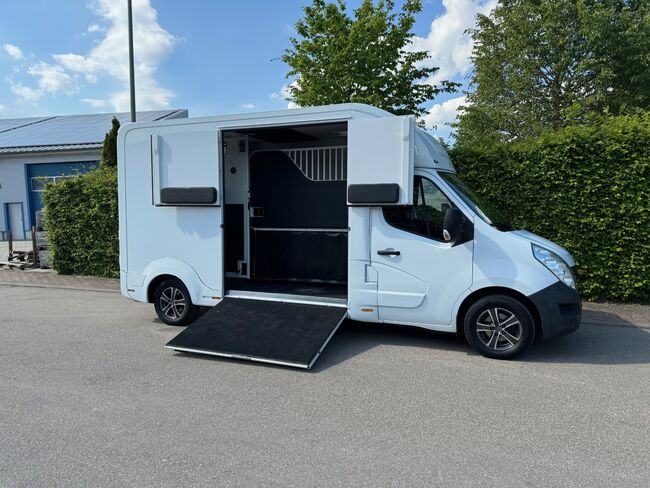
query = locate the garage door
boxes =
[28,161,98,226]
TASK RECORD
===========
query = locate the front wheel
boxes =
[464,295,535,359]
[153,278,199,326]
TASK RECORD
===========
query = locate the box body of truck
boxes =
[118,103,581,366]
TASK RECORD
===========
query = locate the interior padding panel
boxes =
[249,151,347,229]
[249,150,348,282]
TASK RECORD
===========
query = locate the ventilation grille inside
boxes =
[283,146,347,181]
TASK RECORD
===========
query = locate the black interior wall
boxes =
[253,230,347,283]
[249,150,348,283]
[249,150,347,229]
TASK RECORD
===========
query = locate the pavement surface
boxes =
[1,279,649,487]
[0,269,119,292]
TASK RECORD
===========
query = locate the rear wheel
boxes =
[153,278,199,326]
[464,295,535,359]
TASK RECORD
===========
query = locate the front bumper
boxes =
[528,281,582,341]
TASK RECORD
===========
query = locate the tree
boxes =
[582,0,650,115]
[100,117,120,169]
[455,0,650,147]
[281,0,458,120]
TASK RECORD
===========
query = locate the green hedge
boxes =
[450,114,650,302]
[43,167,119,278]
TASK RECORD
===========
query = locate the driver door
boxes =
[370,173,473,327]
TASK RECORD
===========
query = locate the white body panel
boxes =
[150,128,221,207]
[119,103,575,335]
[348,115,415,205]
[347,206,378,322]
[370,201,473,327]
[118,121,224,304]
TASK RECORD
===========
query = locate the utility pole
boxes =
[127,0,136,122]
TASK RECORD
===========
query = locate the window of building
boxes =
[30,175,74,192]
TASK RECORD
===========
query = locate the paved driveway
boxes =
[1,284,648,487]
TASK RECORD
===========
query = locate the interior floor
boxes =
[225,277,347,300]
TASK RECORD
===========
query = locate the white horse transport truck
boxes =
[117,103,581,368]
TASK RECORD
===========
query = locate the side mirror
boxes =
[443,207,464,244]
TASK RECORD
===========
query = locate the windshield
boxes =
[438,172,515,230]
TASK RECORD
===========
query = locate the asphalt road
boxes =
[1,285,648,488]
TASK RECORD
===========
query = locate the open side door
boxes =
[150,129,222,207]
[146,128,224,292]
[347,115,415,206]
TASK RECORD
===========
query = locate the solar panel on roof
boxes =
[0,110,186,152]
[0,116,52,134]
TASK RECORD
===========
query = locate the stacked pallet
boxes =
[35,211,50,269]
[0,211,51,270]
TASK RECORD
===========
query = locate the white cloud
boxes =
[270,82,300,109]
[269,85,289,100]
[50,0,174,111]
[410,0,496,85]
[80,97,107,108]
[423,95,466,129]
[9,62,76,101]
[3,43,24,60]
[109,82,173,112]
[5,0,175,112]
[412,0,496,134]
[241,103,256,110]
[28,62,76,94]
[10,83,41,101]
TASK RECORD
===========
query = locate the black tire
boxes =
[153,278,199,326]
[464,295,535,359]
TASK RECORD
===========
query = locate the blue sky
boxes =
[0,0,495,138]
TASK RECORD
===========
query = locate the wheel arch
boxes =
[456,286,542,341]
[141,258,207,305]
[147,274,179,303]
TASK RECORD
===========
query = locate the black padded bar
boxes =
[160,187,217,205]
[348,183,400,204]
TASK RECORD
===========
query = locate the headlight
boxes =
[532,244,576,289]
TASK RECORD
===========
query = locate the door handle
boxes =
[377,249,400,256]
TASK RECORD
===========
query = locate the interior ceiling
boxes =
[230,122,347,144]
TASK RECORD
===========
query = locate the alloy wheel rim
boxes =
[475,307,522,351]
[160,286,186,320]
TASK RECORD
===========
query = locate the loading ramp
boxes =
[165,297,347,369]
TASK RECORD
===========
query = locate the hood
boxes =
[510,230,575,266]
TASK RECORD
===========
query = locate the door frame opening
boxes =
[221,122,349,304]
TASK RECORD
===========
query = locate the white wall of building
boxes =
[0,150,100,240]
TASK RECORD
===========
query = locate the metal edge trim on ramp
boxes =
[305,314,346,369]
[164,345,312,369]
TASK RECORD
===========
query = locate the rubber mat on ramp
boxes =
[165,298,347,369]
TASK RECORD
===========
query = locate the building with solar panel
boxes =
[0,109,187,240]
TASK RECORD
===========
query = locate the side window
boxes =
[383,176,452,241]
